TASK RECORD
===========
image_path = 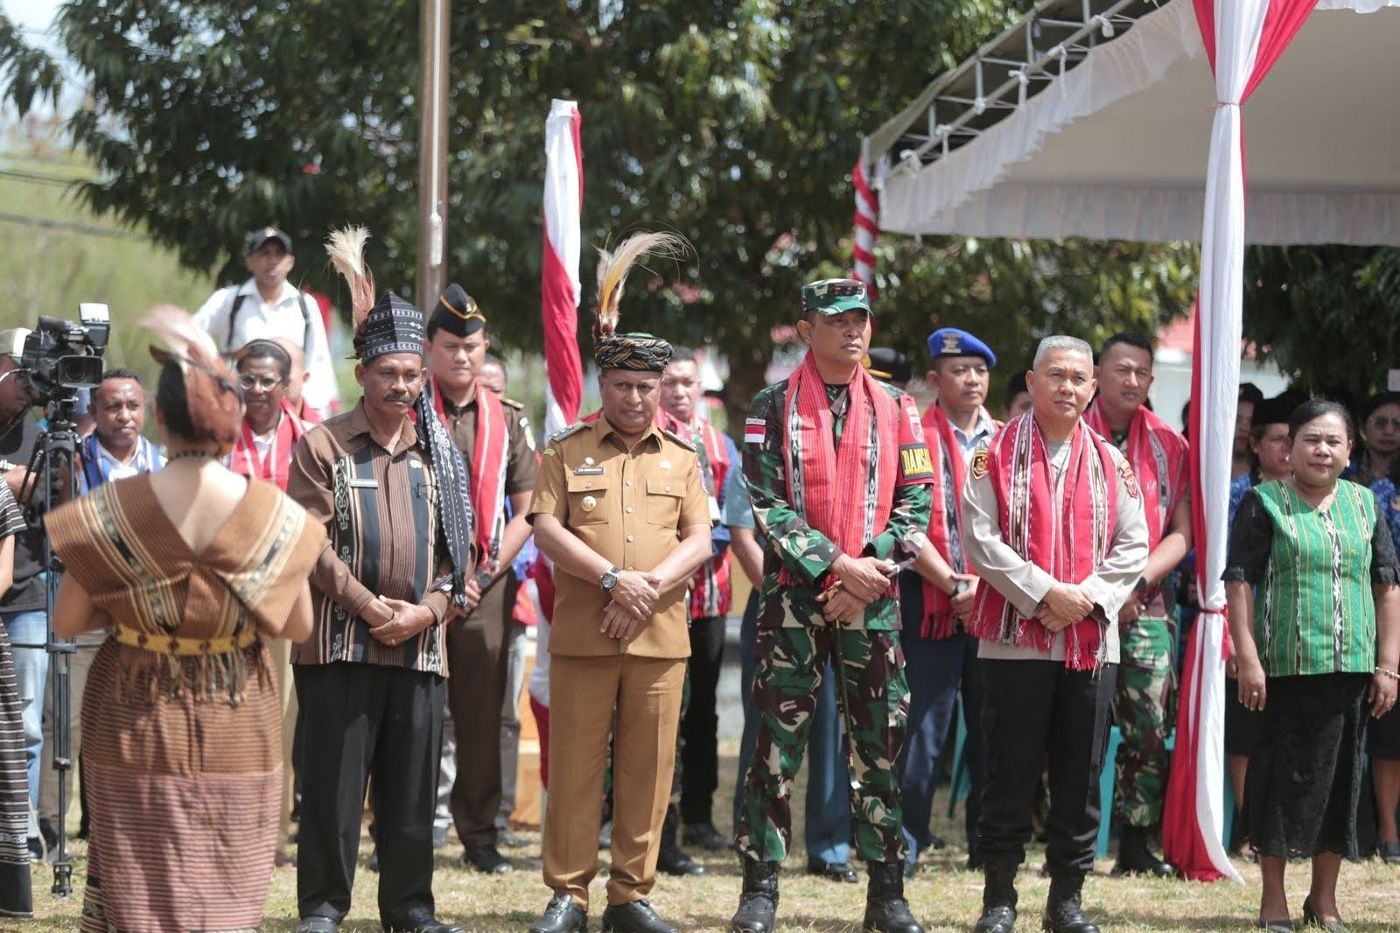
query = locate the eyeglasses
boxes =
[238,373,285,391]
[1369,416,1400,432]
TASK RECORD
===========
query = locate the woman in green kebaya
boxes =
[1225,399,1400,933]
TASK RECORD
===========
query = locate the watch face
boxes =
[601,570,619,590]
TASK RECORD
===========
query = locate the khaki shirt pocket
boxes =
[565,471,609,525]
[645,476,684,527]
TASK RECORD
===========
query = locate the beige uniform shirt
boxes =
[529,416,710,659]
[962,432,1149,664]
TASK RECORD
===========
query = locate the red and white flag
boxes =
[852,156,879,300]
[534,99,585,649]
[1165,0,1316,884]
[541,99,584,438]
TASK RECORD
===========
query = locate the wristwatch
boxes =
[600,566,620,592]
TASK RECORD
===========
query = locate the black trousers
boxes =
[978,659,1116,880]
[680,615,727,825]
[295,662,445,925]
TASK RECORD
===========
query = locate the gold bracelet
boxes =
[1377,666,1400,681]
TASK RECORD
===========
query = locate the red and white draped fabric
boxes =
[852,157,879,300]
[535,99,585,659]
[1164,0,1317,884]
[542,99,584,439]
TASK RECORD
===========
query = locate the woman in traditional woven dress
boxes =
[1351,392,1400,865]
[0,479,32,918]
[1225,399,1400,933]
[45,308,325,932]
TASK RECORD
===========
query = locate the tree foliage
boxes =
[1244,246,1400,406]
[1,0,1199,424]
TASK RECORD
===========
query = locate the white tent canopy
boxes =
[868,0,1400,244]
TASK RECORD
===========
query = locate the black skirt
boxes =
[1246,673,1370,860]
[1371,701,1400,761]
[1224,676,1259,757]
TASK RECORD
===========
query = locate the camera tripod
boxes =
[16,395,85,898]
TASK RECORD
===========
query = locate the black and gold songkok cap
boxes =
[428,283,487,337]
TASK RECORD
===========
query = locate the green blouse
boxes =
[1225,479,1400,677]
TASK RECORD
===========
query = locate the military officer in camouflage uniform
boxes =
[731,279,933,933]
[1084,333,1190,878]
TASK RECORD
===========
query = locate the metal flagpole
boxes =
[416,0,450,305]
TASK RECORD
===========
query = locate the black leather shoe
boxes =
[295,919,340,933]
[529,894,588,933]
[1042,878,1099,933]
[1111,825,1173,878]
[806,857,859,883]
[1379,840,1400,865]
[657,845,705,876]
[731,858,779,933]
[862,861,923,933]
[684,821,730,851]
[383,915,464,933]
[600,900,677,933]
[1256,921,1294,933]
[464,844,514,874]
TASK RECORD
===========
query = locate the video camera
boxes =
[18,303,110,406]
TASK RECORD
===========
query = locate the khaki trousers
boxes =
[445,574,515,847]
[543,653,685,909]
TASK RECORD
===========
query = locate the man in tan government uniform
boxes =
[525,238,713,933]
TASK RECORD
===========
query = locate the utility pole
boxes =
[416,0,450,305]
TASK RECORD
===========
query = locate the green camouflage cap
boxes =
[801,278,871,316]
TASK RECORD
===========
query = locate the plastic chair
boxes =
[946,695,972,817]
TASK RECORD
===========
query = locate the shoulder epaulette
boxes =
[501,396,525,410]
[549,421,588,444]
[659,426,696,452]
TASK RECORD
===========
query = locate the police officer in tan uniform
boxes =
[526,234,713,933]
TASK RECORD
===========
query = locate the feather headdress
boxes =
[142,304,243,448]
[593,231,688,341]
[325,225,376,336]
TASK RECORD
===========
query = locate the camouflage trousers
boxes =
[736,625,910,864]
[1113,615,1177,828]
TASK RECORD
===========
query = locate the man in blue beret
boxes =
[898,327,1000,876]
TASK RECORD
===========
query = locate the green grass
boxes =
[15,745,1400,932]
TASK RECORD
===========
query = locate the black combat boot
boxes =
[1111,825,1173,878]
[730,858,779,933]
[862,861,924,933]
[1042,875,1100,933]
[973,860,1018,933]
[656,808,704,876]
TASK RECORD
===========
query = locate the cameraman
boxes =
[0,328,49,857]
[37,369,163,849]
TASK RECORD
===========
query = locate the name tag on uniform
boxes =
[347,478,380,489]
[573,466,605,475]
